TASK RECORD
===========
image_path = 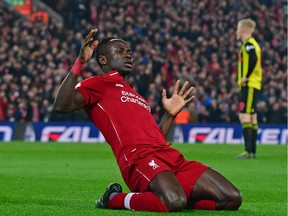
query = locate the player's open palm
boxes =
[79,29,99,63]
[162,80,195,117]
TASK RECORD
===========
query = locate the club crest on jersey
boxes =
[148,160,160,170]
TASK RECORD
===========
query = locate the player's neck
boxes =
[241,34,252,42]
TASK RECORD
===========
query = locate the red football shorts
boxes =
[119,145,208,200]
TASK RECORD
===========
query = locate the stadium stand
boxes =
[0,0,287,123]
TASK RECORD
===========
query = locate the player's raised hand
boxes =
[162,80,195,117]
[79,29,99,63]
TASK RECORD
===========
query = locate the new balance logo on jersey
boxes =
[245,45,255,52]
[116,84,124,87]
[148,160,160,170]
[75,82,81,89]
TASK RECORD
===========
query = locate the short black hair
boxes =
[94,37,116,66]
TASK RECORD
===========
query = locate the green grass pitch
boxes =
[0,142,286,216]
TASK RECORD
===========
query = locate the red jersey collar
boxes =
[104,70,127,82]
[106,70,119,76]
[104,70,134,88]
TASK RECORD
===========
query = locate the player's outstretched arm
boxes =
[159,80,195,137]
[53,29,98,112]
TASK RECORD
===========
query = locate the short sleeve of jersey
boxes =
[75,76,103,105]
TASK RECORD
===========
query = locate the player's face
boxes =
[236,24,245,41]
[105,40,133,76]
[236,24,241,40]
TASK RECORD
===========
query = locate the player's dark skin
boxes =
[54,29,242,212]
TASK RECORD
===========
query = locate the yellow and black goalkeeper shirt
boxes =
[238,37,262,90]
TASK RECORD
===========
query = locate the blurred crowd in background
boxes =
[0,0,287,124]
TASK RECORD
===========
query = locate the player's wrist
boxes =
[71,58,84,75]
[165,111,176,118]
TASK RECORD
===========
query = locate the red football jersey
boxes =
[75,71,167,161]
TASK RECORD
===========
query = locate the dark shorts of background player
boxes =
[239,86,260,114]
[120,146,208,201]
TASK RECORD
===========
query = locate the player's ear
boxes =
[98,55,107,66]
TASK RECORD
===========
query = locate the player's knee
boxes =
[238,113,252,124]
[227,190,242,210]
[162,192,187,212]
